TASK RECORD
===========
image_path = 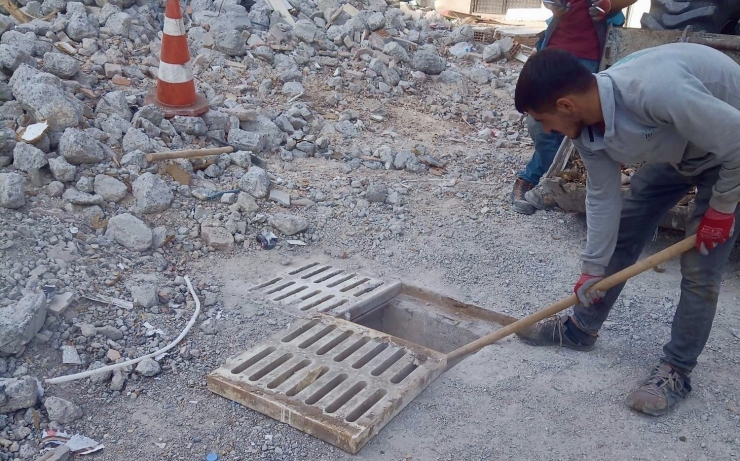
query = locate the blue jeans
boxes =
[518,58,600,185]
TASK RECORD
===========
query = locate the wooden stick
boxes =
[446,235,697,362]
[146,146,234,162]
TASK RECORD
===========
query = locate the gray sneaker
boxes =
[524,187,558,210]
[625,362,692,416]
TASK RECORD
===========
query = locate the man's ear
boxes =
[555,97,576,113]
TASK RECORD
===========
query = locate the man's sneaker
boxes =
[510,178,535,215]
[524,187,558,210]
[515,314,597,351]
[625,362,692,416]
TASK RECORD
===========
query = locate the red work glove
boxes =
[589,0,611,21]
[696,207,735,255]
[574,273,604,307]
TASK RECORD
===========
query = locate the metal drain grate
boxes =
[207,314,447,454]
[249,262,402,320]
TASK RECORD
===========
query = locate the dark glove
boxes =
[574,273,604,307]
[696,207,735,255]
[589,0,611,21]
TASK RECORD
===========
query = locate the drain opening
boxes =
[305,373,348,405]
[334,337,371,362]
[318,299,347,312]
[301,266,333,279]
[298,325,337,349]
[390,363,417,384]
[231,346,276,374]
[265,281,295,295]
[282,320,320,343]
[274,285,308,301]
[352,343,389,369]
[267,360,312,389]
[371,349,406,376]
[327,274,357,288]
[286,366,329,397]
[352,283,383,297]
[289,262,320,275]
[316,331,353,355]
[250,353,293,381]
[339,278,370,292]
[314,270,345,283]
[251,278,283,291]
[325,381,368,414]
[351,294,502,364]
[300,290,322,301]
[345,389,387,422]
[300,295,335,311]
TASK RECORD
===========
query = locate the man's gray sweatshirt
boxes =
[574,42,740,276]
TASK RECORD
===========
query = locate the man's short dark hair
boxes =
[515,48,596,113]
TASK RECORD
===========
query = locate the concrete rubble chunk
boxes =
[469,67,490,85]
[106,213,152,252]
[106,12,131,36]
[37,445,71,461]
[268,213,308,236]
[44,396,83,423]
[9,65,84,131]
[0,44,34,72]
[133,172,173,214]
[0,172,25,208]
[42,52,80,79]
[94,174,128,202]
[201,226,235,251]
[123,128,156,153]
[366,12,385,31]
[96,90,133,120]
[294,19,318,43]
[0,291,46,355]
[110,371,126,391]
[235,191,259,214]
[229,150,251,168]
[66,10,99,41]
[12,142,47,172]
[126,274,158,308]
[412,45,446,75]
[0,376,40,413]
[59,128,107,164]
[171,116,207,136]
[48,156,76,182]
[240,166,269,198]
[227,128,266,153]
[215,30,247,56]
[483,42,503,63]
[240,115,286,150]
[136,357,160,377]
[383,41,409,62]
[269,189,290,206]
[62,188,104,206]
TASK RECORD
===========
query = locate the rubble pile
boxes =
[0,0,528,457]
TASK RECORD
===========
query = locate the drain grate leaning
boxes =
[249,262,401,320]
[207,314,447,454]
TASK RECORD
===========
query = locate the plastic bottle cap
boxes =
[206,454,218,461]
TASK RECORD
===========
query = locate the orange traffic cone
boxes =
[146,0,209,117]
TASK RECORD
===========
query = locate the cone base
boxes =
[145,92,210,118]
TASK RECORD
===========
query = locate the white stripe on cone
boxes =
[158,61,194,84]
[163,17,185,36]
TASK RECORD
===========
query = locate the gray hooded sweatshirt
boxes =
[573,42,740,275]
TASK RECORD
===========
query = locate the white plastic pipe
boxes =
[46,275,201,385]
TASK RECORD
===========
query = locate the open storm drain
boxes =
[212,260,518,453]
[208,315,446,454]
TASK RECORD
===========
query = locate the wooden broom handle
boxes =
[446,235,696,362]
[146,146,234,162]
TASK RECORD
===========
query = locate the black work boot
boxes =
[625,362,692,416]
[510,177,535,215]
[516,314,597,351]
